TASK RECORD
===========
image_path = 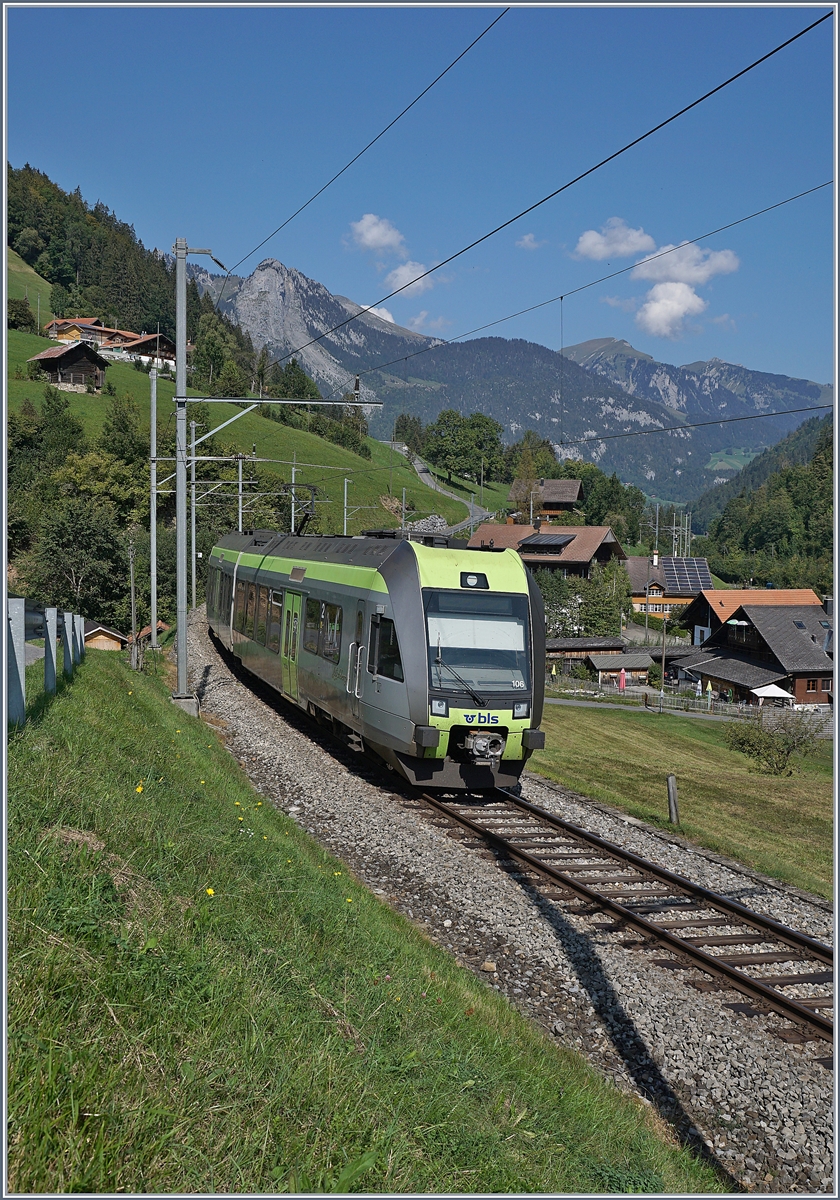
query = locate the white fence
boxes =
[6,599,85,728]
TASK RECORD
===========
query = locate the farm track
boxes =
[188,609,834,1192]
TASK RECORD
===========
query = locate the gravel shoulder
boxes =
[188,609,834,1194]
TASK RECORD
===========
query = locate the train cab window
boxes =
[303,599,320,654]
[267,591,283,653]
[233,579,247,632]
[320,604,342,663]
[367,616,404,681]
[255,586,269,645]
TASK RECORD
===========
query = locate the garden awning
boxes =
[750,684,794,700]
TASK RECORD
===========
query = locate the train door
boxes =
[346,601,366,718]
[281,592,302,700]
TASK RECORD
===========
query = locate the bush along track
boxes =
[6,647,723,1194]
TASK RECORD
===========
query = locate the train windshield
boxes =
[424,590,531,695]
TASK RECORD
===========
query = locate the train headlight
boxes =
[460,571,488,589]
[430,698,449,717]
[513,701,530,719]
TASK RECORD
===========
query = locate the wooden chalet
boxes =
[28,342,108,388]
[675,601,833,705]
[679,587,822,646]
[546,635,624,673]
[101,332,176,365]
[467,521,625,577]
[588,652,652,687]
[509,478,582,518]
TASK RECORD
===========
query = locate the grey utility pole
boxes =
[172,236,222,713]
[344,477,350,536]
[238,455,243,532]
[150,368,158,648]
[190,419,197,610]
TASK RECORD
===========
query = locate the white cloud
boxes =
[515,232,546,251]
[349,213,406,255]
[407,311,450,332]
[385,260,433,296]
[631,242,739,285]
[601,294,638,312]
[635,282,707,339]
[574,217,655,261]
[365,305,395,323]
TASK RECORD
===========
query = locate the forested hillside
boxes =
[692,423,832,594]
[690,415,831,532]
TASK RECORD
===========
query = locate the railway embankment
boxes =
[186,609,833,1195]
[7,646,722,1194]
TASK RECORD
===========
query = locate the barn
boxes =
[28,342,108,389]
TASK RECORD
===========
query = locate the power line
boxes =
[214,7,510,310]
[555,404,832,449]
[331,180,832,389]
[272,10,832,368]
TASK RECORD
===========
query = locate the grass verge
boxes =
[530,705,832,898]
[7,651,726,1194]
[6,330,468,535]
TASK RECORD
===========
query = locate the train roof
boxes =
[211,529,475,570]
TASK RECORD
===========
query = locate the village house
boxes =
[509,478,582,519]
[676,601,833,705]
[100,331,176,368]
[467,521,625,577]
[679,587,823,646]
[27,342,108,389]
[624,553,713,617]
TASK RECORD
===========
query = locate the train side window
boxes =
[255,586,269,645]
[320,604,342,663]
[283,610,292,658]
[369,616,403,681]
[245,582,257,639]
[233,579,247,632]
[303,598,320,654]
[224,575,233,620]
[267,591,283,652]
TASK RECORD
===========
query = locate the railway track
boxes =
[409,786,833,1064]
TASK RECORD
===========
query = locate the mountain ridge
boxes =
[190,260,831,503]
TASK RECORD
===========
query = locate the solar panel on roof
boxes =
[661,557,713,592]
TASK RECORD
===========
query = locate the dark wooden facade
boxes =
[28,342,108,388]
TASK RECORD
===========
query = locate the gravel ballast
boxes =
[187,611,834,1194]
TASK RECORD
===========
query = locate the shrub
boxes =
[8,297,37,332]
[724,710,827,776]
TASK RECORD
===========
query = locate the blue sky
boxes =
[6,5,836,383]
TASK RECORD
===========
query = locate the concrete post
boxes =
[63,612,73,676]
[238,455,243,533]
[150,368,158,648]
[174,236,189,698]
[667,774,680,825]
[44,608,58,695]
[191,419,197,610]
[344,478,349,536]
[290,456,296,534]
[7,598,26,728]
[73,613,83,664]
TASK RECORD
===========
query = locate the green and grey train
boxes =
[206,529,545,791]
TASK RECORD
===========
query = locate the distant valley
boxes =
[195,259,834,504]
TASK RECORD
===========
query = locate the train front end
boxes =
[380,539,545,791]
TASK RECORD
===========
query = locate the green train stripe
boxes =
[211,547,389,593]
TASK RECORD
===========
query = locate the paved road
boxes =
[410,456,493,534]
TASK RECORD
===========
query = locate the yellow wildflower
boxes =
[200,780,205,785]
[263,836,267,841]
[206,888,215,896]
[234,801,241,807]
[238,817,244,822]
[136,785,144,794]
[346,898,353,903]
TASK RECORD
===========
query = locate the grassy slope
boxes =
[7,652,723,1194]
[7,247,52,309]
[7,329,467,534]
[422,462,512,518]
[530,706,832,898]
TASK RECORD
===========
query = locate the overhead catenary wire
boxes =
[214,7,510,310]
[324,180,832,392]
[270,11,832,369]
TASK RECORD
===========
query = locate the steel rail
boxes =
[501,791,833,964]
[417,790,833,1043]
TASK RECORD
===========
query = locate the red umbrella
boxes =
[619,666,626,692]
